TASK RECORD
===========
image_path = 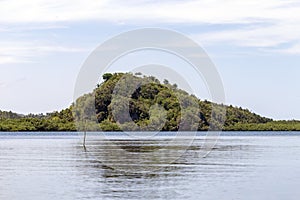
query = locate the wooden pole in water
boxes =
[83,119,87,150]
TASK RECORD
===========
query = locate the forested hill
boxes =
[1,72,300,131]
[73,73,272,131]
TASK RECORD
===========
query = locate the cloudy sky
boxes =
[1,0,300,119]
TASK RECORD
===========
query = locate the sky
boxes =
[0,0,300,120]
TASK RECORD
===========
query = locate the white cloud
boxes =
[0,41,89,64]
[0,56,20,64]
[0,78,26,89]
[0,82,7,89]
[0,0,109,23]
[0,0,298,24]
[1,0,300,54]
[269,44,300,55]
[195,22,300,47]
[193,21,300,54]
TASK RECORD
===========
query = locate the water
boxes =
[0,132,300,200]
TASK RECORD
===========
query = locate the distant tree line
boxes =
[0,109,75,131]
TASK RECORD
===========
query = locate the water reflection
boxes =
[75,136,259,200]
[76,137,256,177]
[81,135,199,173]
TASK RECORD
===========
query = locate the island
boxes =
[1,73,300,132]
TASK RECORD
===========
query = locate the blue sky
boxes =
[0,0,300,120]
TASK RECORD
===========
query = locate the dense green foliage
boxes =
[71,73,299,131]
[224,120,300,131]
[1,72,300,132]
[0,108,76,131]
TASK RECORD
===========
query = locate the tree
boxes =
[102,73,113,81]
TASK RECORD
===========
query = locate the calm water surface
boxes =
[0,132,300,200]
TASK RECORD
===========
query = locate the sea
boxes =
[0,131,300,200]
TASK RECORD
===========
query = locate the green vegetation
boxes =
[0,110,22,119]
[224,120,300,131]
[1,72,300,132]
[0,109,76,131]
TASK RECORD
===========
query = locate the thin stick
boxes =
[83,120,87,151]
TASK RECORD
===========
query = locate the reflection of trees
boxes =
[78,136,191,175]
